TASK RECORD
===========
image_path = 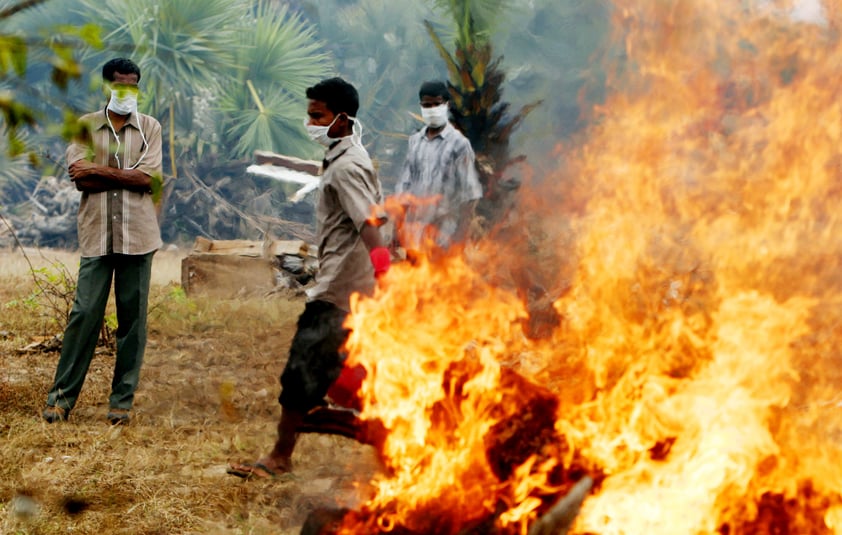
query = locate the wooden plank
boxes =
[191,238,315,259]
[193,236,213,252]
[266,239,312,257]
[181,254,277,298]
[190,238,263,257]
[253,150,322,176]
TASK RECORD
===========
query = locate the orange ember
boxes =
[340,0,842,533]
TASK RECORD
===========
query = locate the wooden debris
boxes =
[181,237,318,298]
[16,335,62,353]
[296,364,599,535]
[253,150,322,175]
[249,150,322,203]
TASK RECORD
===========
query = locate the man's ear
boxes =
[330,112,351,138]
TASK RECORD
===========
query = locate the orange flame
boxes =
[341,0,842,533]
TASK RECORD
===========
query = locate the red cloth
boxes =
[369,246,390,278]
[327,363,367,411]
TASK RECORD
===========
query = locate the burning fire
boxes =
[339,0,842,533]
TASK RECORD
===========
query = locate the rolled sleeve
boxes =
[332,165,380,230]
[454,142,483,202]
[66,120,95,167]
[133,117,163,180]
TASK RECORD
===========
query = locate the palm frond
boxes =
[76,0,248,97]
[214,0,331,161]
[218,82,315,159]
[0,122,38,203]
[243,1,332,97]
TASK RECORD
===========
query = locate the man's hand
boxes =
[68,160,99,181]
[68,159,153,194]
[369,246,391,279]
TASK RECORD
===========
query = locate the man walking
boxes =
[42,57,163,425]
[395,80,483,252]
[228,77,389,479]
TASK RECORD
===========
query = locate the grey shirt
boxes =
[396,122,482,248]
[308,137,383,311]
[66,109,163,257]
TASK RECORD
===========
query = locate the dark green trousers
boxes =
[46,252,154,412]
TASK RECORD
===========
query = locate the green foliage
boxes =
[0,34,26,77]
[216,1,332,159]
[4,260,77,328]
[0,1,102,149]
[0,125,37,201]
[148,283,198,325]
[430,0,509,47]
[307,0,443,182]
[424,7,538,224]
[150,172,163,205]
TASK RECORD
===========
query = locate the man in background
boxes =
[394,80,483,253]
[42,57,163,426]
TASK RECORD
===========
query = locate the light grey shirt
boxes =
[66,109,163,257]
[396,122,482,248]
[308,137,383,311]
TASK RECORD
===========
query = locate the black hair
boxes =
[102,58,141,83]
[419,80,450,101]
[306,77,359,117]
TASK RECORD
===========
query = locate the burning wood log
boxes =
[299,477,593,535]
[295,363,599,535]
[527,476,593,535]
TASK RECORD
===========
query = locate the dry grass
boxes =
[0,247,382,535]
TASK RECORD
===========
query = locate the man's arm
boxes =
[361,222,390,278]
[69,160,152,193]
[451,142,483,242]
[361,222,386,251]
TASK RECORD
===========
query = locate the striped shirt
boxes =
[396,122,482,248]
[66,109,163,257]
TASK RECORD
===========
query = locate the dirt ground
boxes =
[0,247,382,535]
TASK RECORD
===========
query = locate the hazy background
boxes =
[0,0,612,246]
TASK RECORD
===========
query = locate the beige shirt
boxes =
[66,109,163,257]
[308,137,383,311]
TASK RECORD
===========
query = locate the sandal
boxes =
[106,408,131,425]
[42,405,69,423]
[227,462,282,480]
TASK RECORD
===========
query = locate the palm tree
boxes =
[75,0,247,178]
[426,0,540,226]
[67,0,333,243]
[0,0,102,207]
[216,0,332,160]
[307,0,443,184]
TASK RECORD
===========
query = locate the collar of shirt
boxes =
[90,108,142,132]
[422,121,457,141]
[322,136,355,169]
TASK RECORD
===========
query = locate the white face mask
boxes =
[421,103,449,128]
[304,115,339,146]
[304,114,363,147]
[107,88,138,116]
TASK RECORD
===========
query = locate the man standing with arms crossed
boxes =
[228,77,390,479]
[42,58,163,425]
